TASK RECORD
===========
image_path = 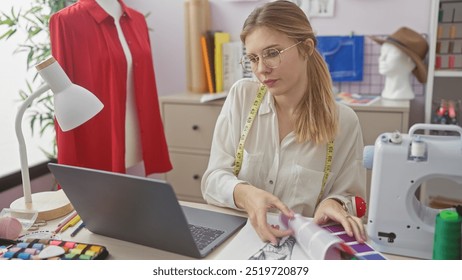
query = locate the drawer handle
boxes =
[192,125,199,131]
[193,174,200,180]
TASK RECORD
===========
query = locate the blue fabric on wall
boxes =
[316,35,364,82]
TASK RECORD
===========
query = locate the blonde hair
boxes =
[240,0,338,144]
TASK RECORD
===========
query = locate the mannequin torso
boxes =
[95,0,142,168]
[378,42,415,100]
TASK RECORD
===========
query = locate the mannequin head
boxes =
[378,43,416,100]
[379,43,415,78]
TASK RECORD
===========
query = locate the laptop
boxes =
[47,163,247,259]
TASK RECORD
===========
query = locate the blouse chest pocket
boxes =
[289,165,334,216]
[237,150,264,184]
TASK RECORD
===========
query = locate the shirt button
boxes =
[269,180,274,185]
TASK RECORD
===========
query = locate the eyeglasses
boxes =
[240,41,302,71]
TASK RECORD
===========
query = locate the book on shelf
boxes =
[214,32,230,93]
[222,41,253,92]
[205,30,217,92]
[335,92,380,106]
[201,35,214,93]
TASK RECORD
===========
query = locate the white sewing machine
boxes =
[364,123,462,259]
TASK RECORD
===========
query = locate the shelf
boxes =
[426,0,462,124]
[437,38,462,40]
[434,69,462,77]
[438,21,462,24]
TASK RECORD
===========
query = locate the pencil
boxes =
[60,215,81,233]
[70,222,85,237]
[57,210,77,227]
[53,211,78,233]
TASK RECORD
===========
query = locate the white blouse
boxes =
[201,78,366,217]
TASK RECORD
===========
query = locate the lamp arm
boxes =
[15,84,51,204]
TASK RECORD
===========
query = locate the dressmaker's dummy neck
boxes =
[95,0,123,19]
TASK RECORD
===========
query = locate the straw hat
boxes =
[371,27,429,83]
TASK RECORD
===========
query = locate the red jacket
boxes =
[49,0,172,175]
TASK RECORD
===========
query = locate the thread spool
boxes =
[410,136,426,158]
[437,25,443,39]
[449,55,456,69]
[438,7,443,22]
[450,8,457,39]
[435,55,442,69]
[450,25,457,39]
[432,210,462,260]
[448,41,455,53]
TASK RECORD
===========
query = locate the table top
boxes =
[30,201,411,260]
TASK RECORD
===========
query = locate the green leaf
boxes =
[30,116,37,135]
[18,89,28,100]
[28,26,42,37]
[0,17,15,27]
[29,6,43,14]
[40,121,54,136]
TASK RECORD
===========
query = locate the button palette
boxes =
[0,239,108,260]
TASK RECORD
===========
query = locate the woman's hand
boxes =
[313,198,367,243]
[234,183,294,245]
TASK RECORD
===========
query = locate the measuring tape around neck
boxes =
[316,140,334,206]
[233,84,334,208]
[233,85,267,176]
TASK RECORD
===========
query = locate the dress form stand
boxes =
[95,0,143,172]
[378,43,416,100]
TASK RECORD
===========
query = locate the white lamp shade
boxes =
[54,84,104,131]
[36,57,104,131]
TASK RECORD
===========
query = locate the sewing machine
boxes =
[364,123,462,259]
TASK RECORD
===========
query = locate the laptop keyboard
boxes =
[189,224,225,250]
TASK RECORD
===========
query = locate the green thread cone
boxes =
[432,210,461,260]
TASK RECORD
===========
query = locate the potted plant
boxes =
[0,0,76,159]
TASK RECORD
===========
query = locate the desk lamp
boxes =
[10,56,104,221]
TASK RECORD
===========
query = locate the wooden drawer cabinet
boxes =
[351,99,410,146]
[167,152,210,203]
[160,93,410,204]
[163,103,221,150]
[160,93,224,203]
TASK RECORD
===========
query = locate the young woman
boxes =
[201,0,367,245]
